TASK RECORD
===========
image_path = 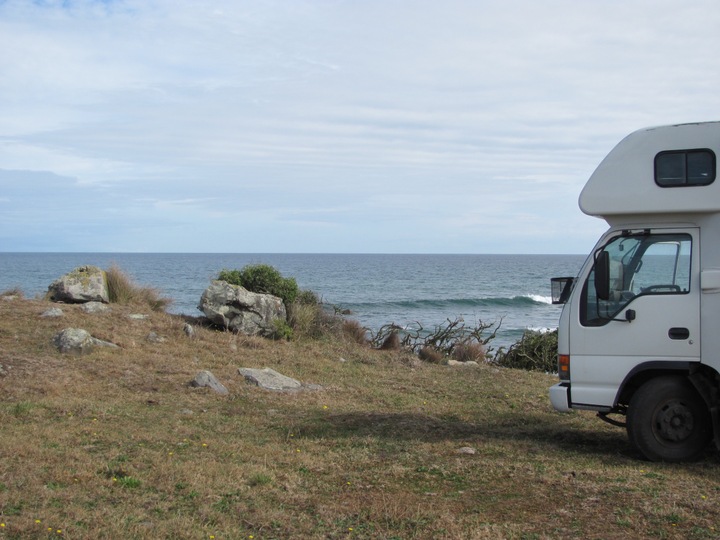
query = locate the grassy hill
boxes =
[0,295,718,539]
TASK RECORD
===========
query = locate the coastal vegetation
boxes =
[217,264,299,307]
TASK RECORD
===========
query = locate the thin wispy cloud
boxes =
[1,0,719,252]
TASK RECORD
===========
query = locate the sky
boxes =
[1,0,720,254]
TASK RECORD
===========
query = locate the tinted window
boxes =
[655,149,715,187]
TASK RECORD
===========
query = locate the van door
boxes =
[568,228,700,409]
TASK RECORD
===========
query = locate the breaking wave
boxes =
[342,294,552,311]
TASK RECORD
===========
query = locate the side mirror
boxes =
[594,250,610,301]
[551,277,574,304]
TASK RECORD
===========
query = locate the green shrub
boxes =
[272,319,294,341]
[295,289,320,306]
[218,264,298,306]
[494,329,558,373]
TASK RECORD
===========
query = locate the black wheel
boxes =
[626,376,711,462]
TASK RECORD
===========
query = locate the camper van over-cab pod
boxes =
[579,122,719,222]
[549,121,720,462]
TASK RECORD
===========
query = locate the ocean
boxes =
[0,253,586,350]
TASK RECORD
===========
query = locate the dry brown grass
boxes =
[451,341,486,362]
[0,297,719,539]
[105,264,172,311]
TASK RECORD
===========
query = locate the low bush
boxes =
[494,329,558,373]
[341,319,369,345]
[288,300,342,340]
[418,346,444,364]
[272,319,294,341]
[451,341,486,362]
[218,264,298,306]
[105,265,172,311]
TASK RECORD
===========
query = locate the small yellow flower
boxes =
[202,443,208,447]
[1,523,5,528]
[701,495,707,500]
[168,452,174,456]
[35,520,41,524]
[323,405,328,409]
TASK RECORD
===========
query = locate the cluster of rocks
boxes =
[47,265,287,338]
[43,265,313,393]
[39,265,477,396]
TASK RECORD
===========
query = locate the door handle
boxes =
[668,327,690,340]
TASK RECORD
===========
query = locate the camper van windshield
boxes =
[580,232,691,326]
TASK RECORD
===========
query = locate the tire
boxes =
[626,376,711,462]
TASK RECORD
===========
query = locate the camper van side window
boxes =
[580,233,692,326]
[655,149,716,187]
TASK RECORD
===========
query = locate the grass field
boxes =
[0,295,718,539]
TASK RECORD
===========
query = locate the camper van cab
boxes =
[550,121,720,462]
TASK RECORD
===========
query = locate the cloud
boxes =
[1,0,719,253]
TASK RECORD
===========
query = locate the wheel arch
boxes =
[615,361,694,408]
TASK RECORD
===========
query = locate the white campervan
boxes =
[550,121,720,462]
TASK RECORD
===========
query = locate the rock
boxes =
[447,360,479,367]
[198,281,287,338]
[53,328,119,355]
[41,307,64,318]
[128,313,149,320]
[47,265,109,304]
[189,370,229,395]
[146,331,166,343]
[183,323,195,338]
[238,367,302,391]
[457,446,477,455]
[81,301,112,314]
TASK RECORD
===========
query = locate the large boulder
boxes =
[47,265,109,304]
[198,280,287,337]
